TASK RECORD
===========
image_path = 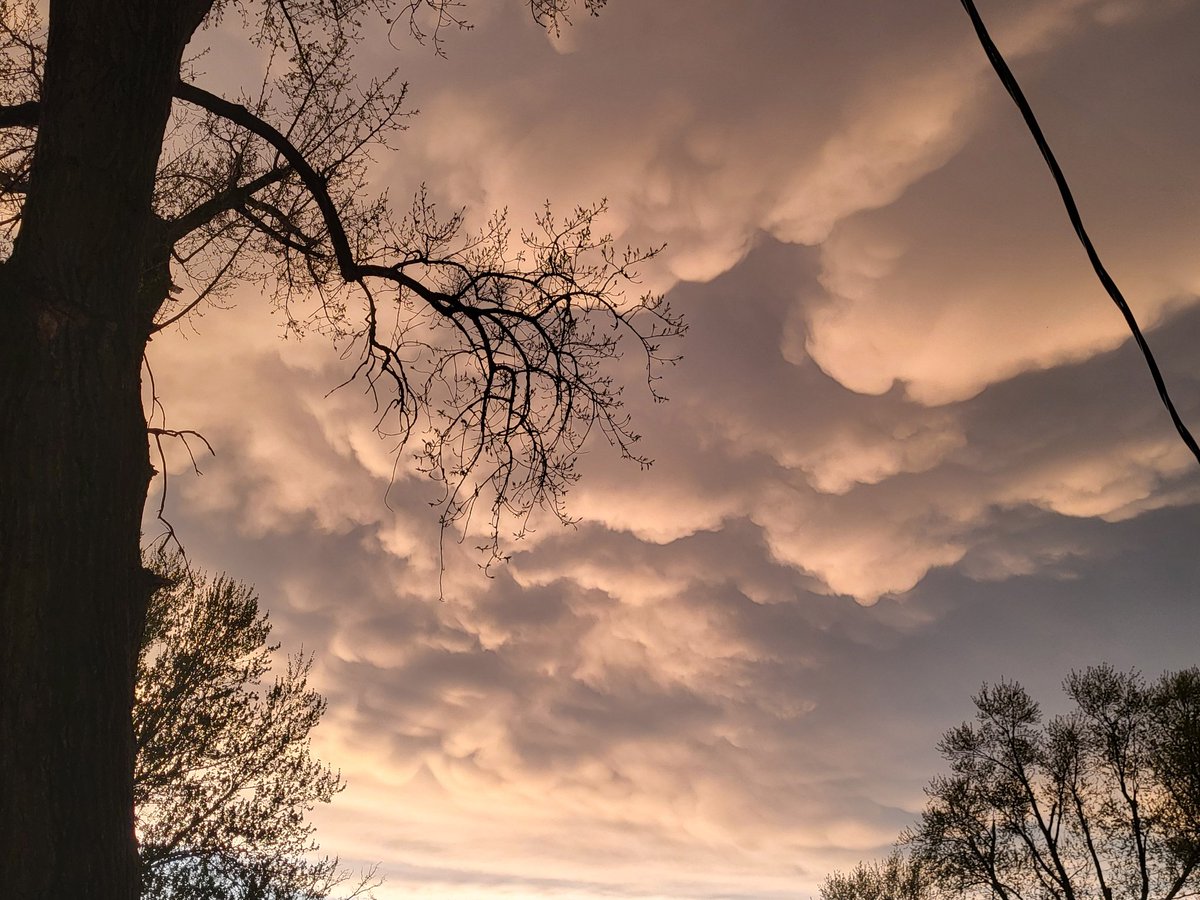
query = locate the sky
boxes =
[147,1,1200,897]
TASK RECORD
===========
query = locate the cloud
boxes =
[801,1,1200,403]
[146,2,1200,897]
[365,0,1200,414]
[519,234,1200,602]
[147,240,1200,900]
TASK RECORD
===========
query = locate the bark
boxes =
[0,1,211,897]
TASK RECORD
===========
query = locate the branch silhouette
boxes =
[172,79,683,555]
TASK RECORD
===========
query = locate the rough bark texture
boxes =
[0,2,210,897]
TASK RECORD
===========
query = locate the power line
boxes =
[960,0,1200,467]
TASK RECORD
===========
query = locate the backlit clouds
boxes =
[148,1,1200,897]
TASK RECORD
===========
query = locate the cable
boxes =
[960,0,1200,466]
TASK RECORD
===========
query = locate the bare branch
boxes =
[0,99,36,128]
[174,78,683,556]
[166,163,292,241]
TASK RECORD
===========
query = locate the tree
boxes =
[820,850,933,900]
[135,552,374,900]
[0,1,681,897]
[828,666,1200,900]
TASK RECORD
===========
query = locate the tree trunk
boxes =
[0,2,210,897]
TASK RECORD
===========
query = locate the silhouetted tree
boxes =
[820,850,933,900]
[0,1,681,897]
[135,552,375,900]
[913,666,1200,900]
[826,666,1200,900]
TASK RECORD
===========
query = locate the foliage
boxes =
[824,666,1200,900]
[820,849,932,900]
[135,552,375,900]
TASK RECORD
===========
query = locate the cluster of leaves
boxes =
[135,552,375,900]
[822,666,1200,900]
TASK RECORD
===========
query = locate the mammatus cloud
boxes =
[147,1,1200,897]
[381,0,1199,404]
[151,256,1200,900]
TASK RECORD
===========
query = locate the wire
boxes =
[960,0,1200,467]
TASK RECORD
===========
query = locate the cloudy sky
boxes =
[148,1,1200,897]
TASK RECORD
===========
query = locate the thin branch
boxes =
[234,204,318,255]
[1067,763,1110,900]
[175,81,453,308]
[166,164,293,242]
[153,228,253,332]
[1163,845,1200,900]
[147,428,216,472]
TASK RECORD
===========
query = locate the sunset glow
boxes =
[146,2,1200,897]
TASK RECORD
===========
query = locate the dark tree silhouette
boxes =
[825,666,1200,900]
[820,850,932,900]
[0,2,681,897]
[913,667,1200,900]
[135,552,375,900]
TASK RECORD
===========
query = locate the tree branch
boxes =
[234,204,318,255]
[175,80,458,309]
[1163,844,1200,900]
[0,100,38,129]
[166,164,293,242]
[1067,763,1111,900]
[173,77,682,554]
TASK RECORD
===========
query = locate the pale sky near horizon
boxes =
[148,1,1200,897]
